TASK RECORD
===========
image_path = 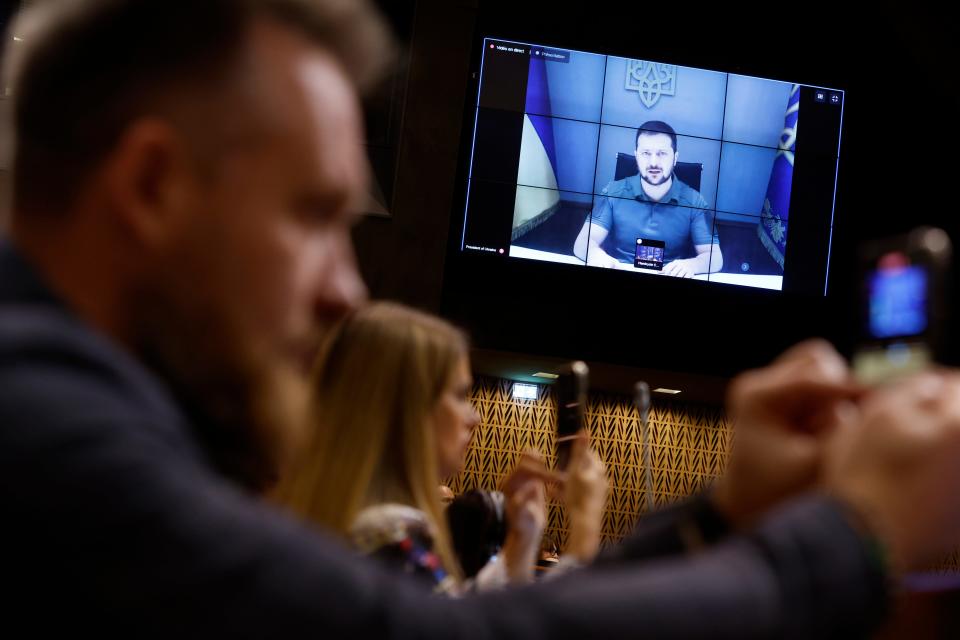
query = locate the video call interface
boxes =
[460,38,845,294]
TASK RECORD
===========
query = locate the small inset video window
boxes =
[634,238,665,270]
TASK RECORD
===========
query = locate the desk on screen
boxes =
[508,246,782,290]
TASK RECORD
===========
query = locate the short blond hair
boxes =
[2,0,393,215]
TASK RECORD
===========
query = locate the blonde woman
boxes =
[274,302,607,593]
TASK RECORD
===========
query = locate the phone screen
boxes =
[867,257,928,340]
[634,238,665,270]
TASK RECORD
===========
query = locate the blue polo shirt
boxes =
[590,175,718,263]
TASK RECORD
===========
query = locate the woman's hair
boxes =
[274,302,469,580]
[446,489,507,579]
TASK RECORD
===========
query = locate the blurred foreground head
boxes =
[2,0,394,489]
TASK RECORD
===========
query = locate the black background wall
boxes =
[357,0,960,377]
[4,1,958,377]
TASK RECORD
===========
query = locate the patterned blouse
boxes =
[350,503,510,595]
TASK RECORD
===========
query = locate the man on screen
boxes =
[573,120,723,277]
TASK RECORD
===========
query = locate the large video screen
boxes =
[460,38,845,294]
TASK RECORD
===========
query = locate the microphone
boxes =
[634,381,650,424]
[634,382,653,513]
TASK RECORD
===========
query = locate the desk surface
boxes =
[509,246,585,265]
[508,246,783,290]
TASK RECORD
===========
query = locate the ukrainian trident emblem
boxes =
[625,60,677,108]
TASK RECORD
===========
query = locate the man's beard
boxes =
[132,285,312,494]
[641,166,673,186]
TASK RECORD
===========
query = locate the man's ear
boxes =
[673,150,679,168]
[99,118,195,249]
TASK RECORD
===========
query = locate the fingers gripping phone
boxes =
[555,361,588,470]
[852,227,952,385]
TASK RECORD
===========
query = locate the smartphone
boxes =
[554,361,588,469]
[852,227,952,385]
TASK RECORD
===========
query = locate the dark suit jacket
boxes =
[0,239,886,638]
